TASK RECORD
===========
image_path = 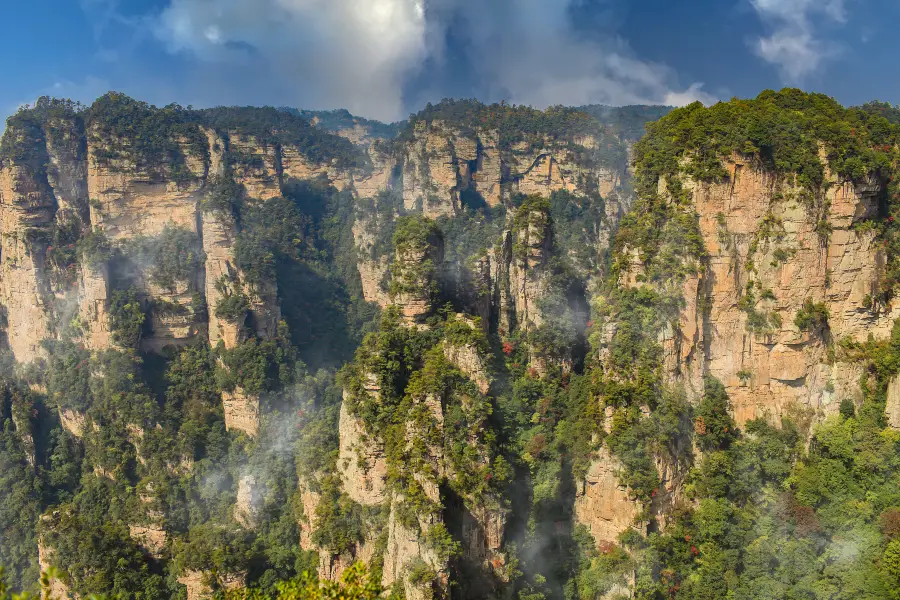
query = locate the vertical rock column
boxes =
[508,199,552,336]
[0,159,57,363]
[390,217,444,326]
[80,259,111,350]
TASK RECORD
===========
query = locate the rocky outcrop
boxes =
[297,479,321,552]
[0,161,56,363]
[58,407,88,438]
[574,446,641,546]
[201,210,243,348]
[462,502,508,579]
[228,134,281,201]
[79,260,111,350]
[506,201,552,337]
[667,158,897,424]
[85,132,205,241]
[222,389,260,437]
[352,214,391,306]
[11,408,36,466]
[381,500,449,600]
[444,341,491,395]
[391,221,444,326]
[399,122,625,218]
[295,475,377,583]
[887,376,900,429]
[233,474,262,528]
[142,280,204,353]
[337,399,388,505]
[129,523,167,558]
[178,570,245,600]
[38,538,73,599]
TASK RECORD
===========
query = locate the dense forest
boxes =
[0,89,899,600]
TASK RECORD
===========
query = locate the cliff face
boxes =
[397,120,626,218]
[667,158,891,424]
[1,94,669,599]
[350,105,634,311]
[608,156,894,427]
[574,93,900,578]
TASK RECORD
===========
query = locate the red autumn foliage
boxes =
[525,434,547,458]
[597,541,616,555]
[694,416,707,435]
[880,508,900,539]
[502,341,515,355]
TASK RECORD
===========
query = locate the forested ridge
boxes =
[0,89,899,600]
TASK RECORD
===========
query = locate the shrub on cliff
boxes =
[108,287,146,348]
[794,297,830,331]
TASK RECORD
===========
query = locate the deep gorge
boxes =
[0,91,899,600]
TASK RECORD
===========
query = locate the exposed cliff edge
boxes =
[13,89,900,600]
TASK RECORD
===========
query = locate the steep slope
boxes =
[575,89,900,599]
[0,93,655,599]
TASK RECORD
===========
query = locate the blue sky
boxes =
[2,0,899,125]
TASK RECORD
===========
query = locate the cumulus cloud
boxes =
[749,0,846,82]
[147,0,711,121]
[153,0,428,120]
[418,0,716,110]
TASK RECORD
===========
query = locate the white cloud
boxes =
[153,0,428,121]
[421,0,714,109]
[147,0,711,121]
[749,0,846,82]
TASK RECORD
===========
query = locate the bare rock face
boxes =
[234,474,263,528]
[281,145,350,192]
[222,388,260,437]
[887,376,900,429]
[0,162,56,363]
[129,524,167,558]
[352,213,392,307]
[613,155,899,427]
[574,446,641,546]
[38,537,74,599]
[79,260,112,350]
[382,500,450,600]
[400,122,624,219]
[443,340,491,395]
[44,117,89,224]
[297,478,321,552]
[462,502,509,580]
[401,121,463,218]
[337,398,388,505]
[317,541,376,583]
[508,202,552,336]
[676,158,895,424]
[58,407,87,438]
[201,210,243,349]
[86,130,205,241]
[142,279,205,353]
[228,134,281,201]
[178,570,245,600]
[246,279,282,341]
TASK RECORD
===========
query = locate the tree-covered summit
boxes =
[634,88,900,191]
[2,92,369,175]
